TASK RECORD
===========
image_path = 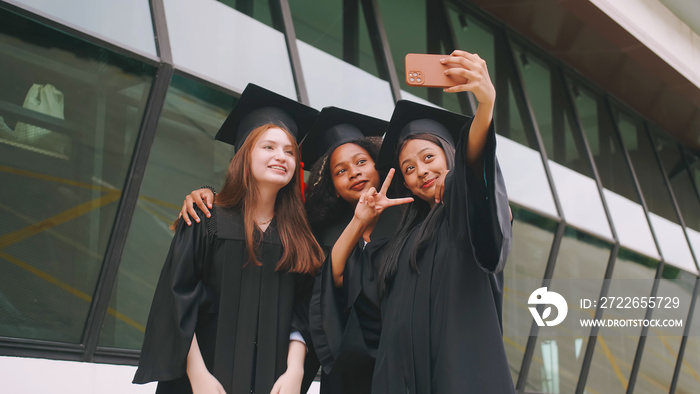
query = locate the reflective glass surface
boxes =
[98,75,235,349]
[584,249,659,393]
[378,0,430,103]
[569,81,658,259]
[292,0,396,120]
[675,278,700,393]
[616,109,694,271]
[651,129,700,270]
[12,0,157,57]
[503,207,558,384]
[219,0,274,29]
[525,228,612,393]
[290,0,381,78]
[494,69,558,218]
[0,8,155,343]
[688,163,700,267]
[291,0,394,118]
[635,267,695,393]
[444,6,497,114]
[514,46,610,239]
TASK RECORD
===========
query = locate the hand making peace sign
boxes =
[353,168,414,224]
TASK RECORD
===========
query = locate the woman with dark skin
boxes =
[332,50,514,393]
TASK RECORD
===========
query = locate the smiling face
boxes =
[249,127,297,190]
[329,142,381,205]
[398,138,448,205]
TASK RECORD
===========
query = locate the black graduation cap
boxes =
[301,106,388,168]
[215,83,318,149]
[375,100,469,171]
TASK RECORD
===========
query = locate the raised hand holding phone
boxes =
[405,53,468,88]
[441,49,495,104]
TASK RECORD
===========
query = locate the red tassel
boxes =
[300,161,306,202]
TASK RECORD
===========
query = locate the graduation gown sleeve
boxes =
[309,249,348,375]
[445,119,512,274]
[133,214,211,384]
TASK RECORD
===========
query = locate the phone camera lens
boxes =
[410,78,415,82]
[417,78,421,82]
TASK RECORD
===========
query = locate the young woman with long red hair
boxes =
[133,84,324,394]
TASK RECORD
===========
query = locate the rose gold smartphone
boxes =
[405,53,467,88]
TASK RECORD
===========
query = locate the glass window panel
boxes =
[675,278,700,394]
[636,268,695,393]
[584,249,659,393]
[615,109,695,271]
[525,228,612,393]
[297,41,394,119]
[573,86,637,201]
[569,80,659,259]
[290,0,381,79]
[515,51,593,177]
[291,0,395,118]
[382,1,495,114]
[98,75,236,349]
[12,0,157,58]
[514,47,610,239]
[616,112,677,223]
[165,0,297,99]
[218,0,274,30]
[378,0,432,103]
[357,3,379,77]
[514,47,555,160]
[380,0,475,113]
[444,6,497,115]
[446,6,496,82]
[688,163,700,267]
[491,65,558,217]
[651,129,700,267]
[501,78,534,149]
[291,0,395,116]
[0,8,155,343]
[503,207,558,384]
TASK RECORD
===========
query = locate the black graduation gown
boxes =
[309,207,403,393]
[133,206,316,394]
[372,125,514,393]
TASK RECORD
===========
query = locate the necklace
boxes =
[256,217,273,225]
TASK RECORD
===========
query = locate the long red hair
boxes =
[215,123,324,275]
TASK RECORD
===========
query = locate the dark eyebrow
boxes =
[333,152,365,169]
[400,147,433,168]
